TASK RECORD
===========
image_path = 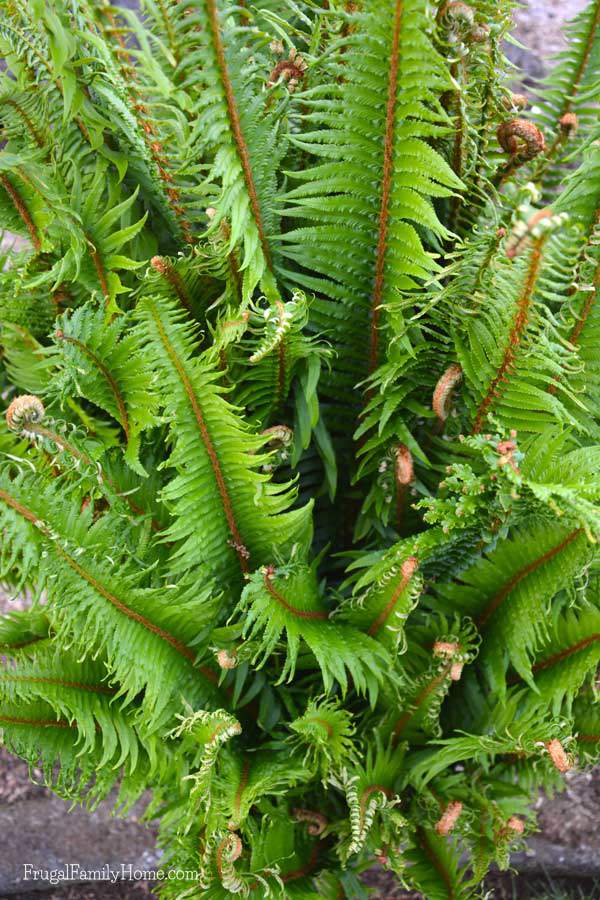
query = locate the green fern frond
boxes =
[0,467,223,731]
[237,563,392,702]
[434,522,591,693]
[50,303,159,474]
[279,0,462,420]
[134,294,313,585]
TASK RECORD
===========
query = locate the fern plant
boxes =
[1,1,600,897]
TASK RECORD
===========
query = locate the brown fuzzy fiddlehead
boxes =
[293,808,328,836]
[6,395,45,435]
[437,2,475,38]
[497,119,545,161]
[545,739,572,773]
[268,48,307,93]
[394,443,414,534]
[506,816,525,835]
[216,649,238,670]
[435,800,463,835]
[432,364,463,423]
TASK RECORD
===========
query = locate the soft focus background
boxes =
[1,1,598,898]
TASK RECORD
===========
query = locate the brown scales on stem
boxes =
[508,631,600,685]
[477,529,582,630]
[369,0,403,375]
[392,662,452,744]
[95,3,194,244]
[16,418,161,534]
[472,236,547,435]
[206,0,271,266]
[232,758,250,822]
[367,556,418,637]
[54,331,130,441]
[0,174,41,252]
[153,0,179,65]
[549,217,600,395]
[147,301,250,573]
[0,98,44,148]
[543,0,600,166]
[151,256,194,315]
[86,237,110,304]
[263,567,328,620]
[565,0,600,112]
[0,488,219,689]
[435,800,463,836]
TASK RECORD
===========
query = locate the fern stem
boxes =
[535,0,600,176]
[0,174,41,252]
[275,299,287,407]
[154,0,179,64]
[562,0,600,117]
[281,844,321,884]
[0,97,44,148]
[0,715,76,729]
[392,662,452,743]
[569,259,600,346]
[93,3,194,244]
[54,544,198,663]
[0,673,116,695]
[369,0,403,374]
[470,39,497,201]
[0,636,46,652]
[0,488,215,674]
[367,556,417,637]
[54,332,130,440]
[477,529,582,630]
[415,827,456,899]
[151,257,194,315]
[471,236,547,434]
[147,300,250,573]
[205,0,271,265]
[85,236,110,304]
[447,59,468,234]
[232,757,250,820]
[23,422,161,533]
[508,632,600,684]
[263,569,328,620]
[549,242,600,394]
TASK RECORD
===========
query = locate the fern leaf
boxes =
[0,468,223,731]
[280,0,461,414]
[237,563,392,703]
[50,303,159,475]
[134,295,313,585]
[434,523,591,693]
